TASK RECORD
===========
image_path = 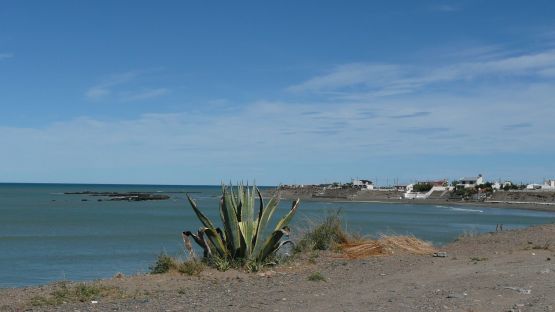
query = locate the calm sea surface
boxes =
[1,183,554,287]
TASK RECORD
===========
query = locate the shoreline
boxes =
[304,197,555,212]
[2,223,554,311]
[268,188,555,213]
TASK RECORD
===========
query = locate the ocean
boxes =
[1,183,554,288]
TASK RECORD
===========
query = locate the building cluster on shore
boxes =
[280,174,555,202]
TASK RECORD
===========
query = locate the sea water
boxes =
[1,183,554,287]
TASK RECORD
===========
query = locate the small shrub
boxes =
[308,251,319,264]
[209,256,232,272]
[295,211,349,253]
[245,259,262,272]
[307,272,326,282]
[29,282,121,306]
[150,252,176,274]
[470,257,488,262]
[177,260,204,276]
[150,252,208,275]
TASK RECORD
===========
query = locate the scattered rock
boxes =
[433,252,448,257]
[447,292,467,299]
[504,287,531,294]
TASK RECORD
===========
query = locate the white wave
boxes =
[451,207,483,213]
[435,205,483,213]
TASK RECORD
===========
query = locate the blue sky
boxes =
[1,1,555,185]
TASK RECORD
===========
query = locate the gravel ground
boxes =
[2,224,554,312]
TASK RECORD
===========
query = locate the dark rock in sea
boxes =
[109,194,170,201]
[65,191,171,201]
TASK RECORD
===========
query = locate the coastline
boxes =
[2,223,554,311]
[268,188,555,213]
[304,197,555,213]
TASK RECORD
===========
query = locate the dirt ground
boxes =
[2,224,554,312]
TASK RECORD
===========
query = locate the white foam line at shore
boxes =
[486,201,555,206]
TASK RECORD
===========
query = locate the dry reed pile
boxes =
[338,235,436,259]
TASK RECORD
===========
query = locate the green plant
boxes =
[209,256,232,271]
[177,259,205,276]
[294,211,349,253]
[307,272,326,282]
[149,252,176,274]
[413,183,433,192]
[308,251,319,264]
[29,282,122,306]
[183,184,300,268]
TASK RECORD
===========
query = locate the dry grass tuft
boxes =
[338,235,436,259]
[378,235,437,255]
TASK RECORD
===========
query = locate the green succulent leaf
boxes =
[256,226,291,262]
[186,194,216,229]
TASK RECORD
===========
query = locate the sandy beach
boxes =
[2,223,554,312]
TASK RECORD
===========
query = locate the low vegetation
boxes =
[307,271,326,282]
[294,211,350,253]
[150,252,205,276]
[29,282,122,306]
[412,183,433,193]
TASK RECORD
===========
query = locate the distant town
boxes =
[276,175,555,208]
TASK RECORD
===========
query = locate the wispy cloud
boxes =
[121,88,170,102]
[389,111,431,119]
[0,53,14,60]
[85,71,169,102]
[430,4,460,12]
[288,49,555,100]
[2,80,555,184]
[504,122,532,130]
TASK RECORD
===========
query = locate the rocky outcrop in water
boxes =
[64,191,170,201]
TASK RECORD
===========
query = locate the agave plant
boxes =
[183,184,300,265]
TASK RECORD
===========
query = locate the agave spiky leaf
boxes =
[187,194,216,229]
[238,185,256,255]
[183,230,211,258]
[202,227,228,258]
[273,198,300,231]
[251,191,281,258]
[256,226,291,262]
[221,188,242,257]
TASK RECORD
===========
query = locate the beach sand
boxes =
[2,223,554,311]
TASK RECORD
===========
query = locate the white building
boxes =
[352,179,374,190]
[526,184,542,190]
[457,174,484,189]
[542,179,555,190]
[492,181,512,190]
